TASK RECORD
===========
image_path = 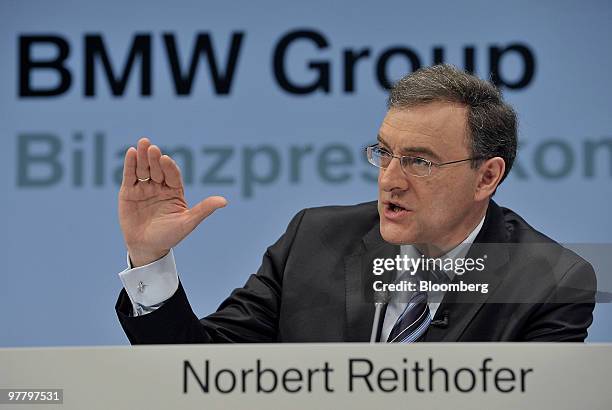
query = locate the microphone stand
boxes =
[369,291,388,343]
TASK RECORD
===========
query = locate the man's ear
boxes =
[474,157,505,201]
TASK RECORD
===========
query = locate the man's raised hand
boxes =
[118,137,227,267]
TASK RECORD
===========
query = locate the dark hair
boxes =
[387,64,517,183]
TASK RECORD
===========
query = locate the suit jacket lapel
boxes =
[344,223,399,342]
[425,200,510,341]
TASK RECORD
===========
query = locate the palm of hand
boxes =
[118,138,227,266]
[119,181,190,254]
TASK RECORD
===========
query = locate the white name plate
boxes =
[1,343,611,409]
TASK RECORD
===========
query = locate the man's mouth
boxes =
[383,201,411,220]
[388,203,406,213]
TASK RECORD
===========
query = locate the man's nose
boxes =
[379,156,410,192]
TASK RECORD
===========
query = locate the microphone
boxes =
[431,310,449,328]
[369,290,389,343]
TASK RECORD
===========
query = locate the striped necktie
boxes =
[386,267,448,343]
[386,291,431,343]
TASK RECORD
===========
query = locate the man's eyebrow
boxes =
[404,146,441,161]
[376,134,441,161]
[376,135,390,148]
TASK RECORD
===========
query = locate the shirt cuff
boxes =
[118,249,179,316]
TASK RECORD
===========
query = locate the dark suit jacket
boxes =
[116,200,596,343]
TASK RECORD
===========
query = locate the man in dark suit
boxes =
[115,64,595,343]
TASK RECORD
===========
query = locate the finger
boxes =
[159,155,183,188]
[148,145,164,184]
[122,147,137,186]
[136,137,151,180]
[187,196,228,227]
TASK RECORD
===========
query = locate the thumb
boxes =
[187,196,228,227]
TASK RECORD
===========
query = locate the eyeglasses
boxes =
[365,144,485,177]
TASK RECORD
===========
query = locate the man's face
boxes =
[377,101,482,250]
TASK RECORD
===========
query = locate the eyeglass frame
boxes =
[365,143,486,177]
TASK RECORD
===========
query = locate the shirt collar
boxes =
[399,214,486,280]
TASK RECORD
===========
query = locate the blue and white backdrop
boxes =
[1,0,611,345]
